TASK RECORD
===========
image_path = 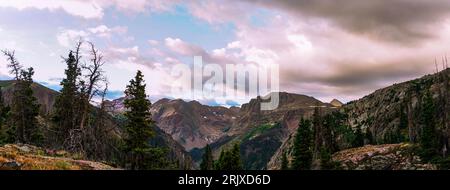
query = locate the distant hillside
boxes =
[0,80,58,114]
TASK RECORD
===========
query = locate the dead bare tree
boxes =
[79,41,106,130]
[1,50,22,80]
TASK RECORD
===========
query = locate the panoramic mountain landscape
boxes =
[0,68,448,170]
[0,1,449,172]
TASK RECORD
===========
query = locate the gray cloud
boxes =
[280,57,432,98]
[248,0,450,45]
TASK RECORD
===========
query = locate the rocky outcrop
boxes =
[268,69,449,170]
[332,143,436,170]
[0,144,117,170]
[344,68,449,145]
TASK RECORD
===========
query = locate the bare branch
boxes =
[1,49,23,80]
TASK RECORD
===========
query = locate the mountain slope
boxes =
[268,69,449,169]
[0,80,58,114]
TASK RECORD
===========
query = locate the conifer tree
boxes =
[200,144,214,170]
[292,118,313,170]
[2,50,41,145]
[214,143,243,170]
[123,70,164,169]
[353,126,364,147]
[419,91,439,161]
[52,50,81,144]
[281,152,289,170]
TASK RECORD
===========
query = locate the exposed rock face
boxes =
[0,144,117,170]
[344,69,449,144]
[332,143,436,170]
[151,98,238,151]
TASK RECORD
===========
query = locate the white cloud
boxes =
[164,37,204,56]
[57,25,128,47]
[56,29,89,47]
[0,0,184,20]
[0,0,104,19]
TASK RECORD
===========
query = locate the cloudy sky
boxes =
[0,0,449,106]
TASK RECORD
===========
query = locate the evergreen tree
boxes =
[214,149,226,170]
[419,91,439,161]
[281,152,289,170]
[230,143,243,169]
[353,126,364,147]
[292,118,313,170]
[214,143,243,170]
[200,144,214,170]
[2,50,41,145]
[365,128,373,145]
[9,68,42,145]
[52,51,81,144]
[123,70,164,169]
[319,148,334,170]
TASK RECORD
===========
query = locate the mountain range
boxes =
[1,68,448,170]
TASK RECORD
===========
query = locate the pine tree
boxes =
[10,68,42,145]
[52,51,81,144]
[230,143,243,169]
[200,144,214,170]
[20,68,43,145]
[320,148,334,170]
[419,91,439,161]
[281,152,289,170]
[214,144,243,170]
[123,70,164,169]
[292,118,313,170]
[2,50,41,145]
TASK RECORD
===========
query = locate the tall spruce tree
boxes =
[123,70,164,169]
[419,91,439,161]
[52,51,81,144]
[2,50,41,145]
[200,144,214,170]
[292,118,313,170]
